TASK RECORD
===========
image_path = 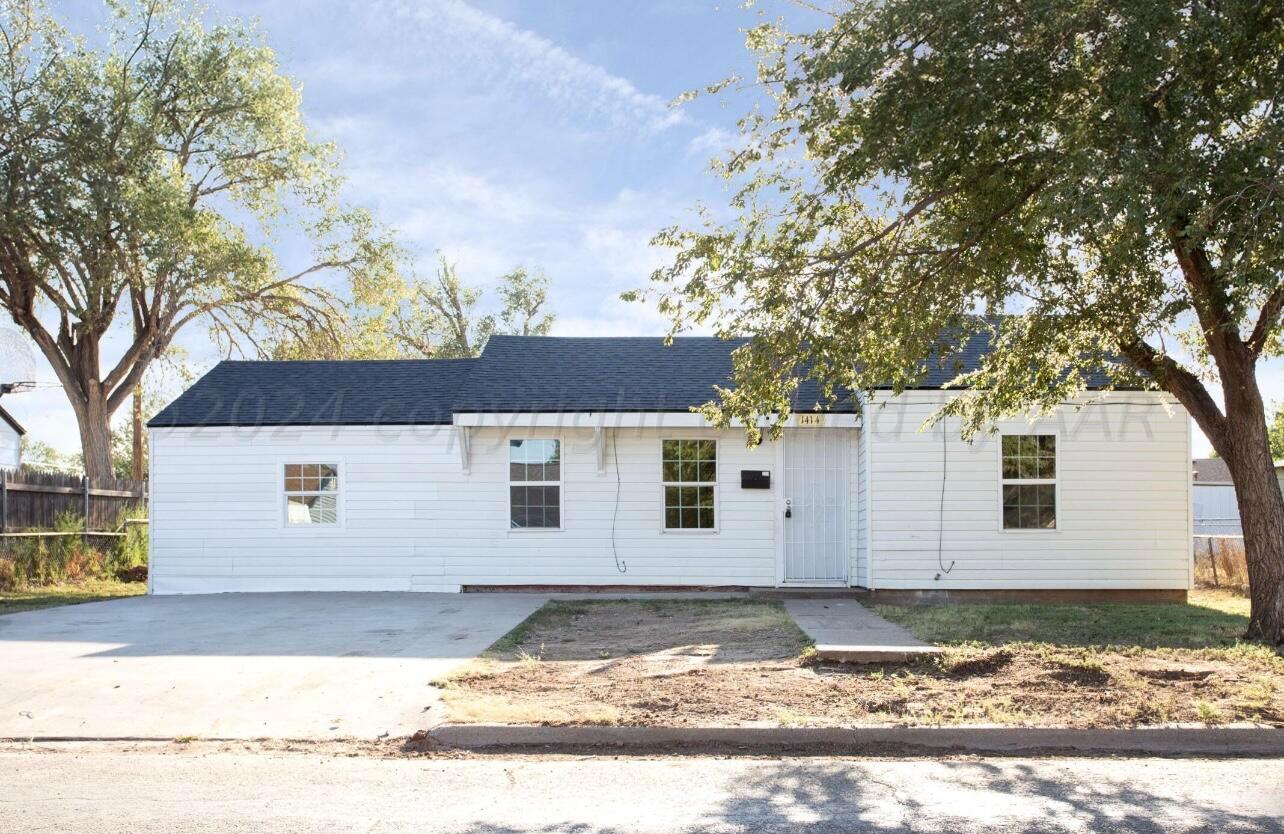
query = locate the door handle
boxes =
[784,499,792,519]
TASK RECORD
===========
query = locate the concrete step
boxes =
[814,643,944,664]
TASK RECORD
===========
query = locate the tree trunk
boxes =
[1222,406,1284,644]
[1145,324,1284,644]
[132,386,144,481]
[76,390,114,485]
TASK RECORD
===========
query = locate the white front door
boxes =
[781,429,850,585]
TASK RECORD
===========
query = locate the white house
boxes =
[147,335,1192,599]
[0,404,23,471]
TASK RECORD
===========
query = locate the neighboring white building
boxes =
[0,405,23,471]
[148,335,1192,599]
[1192,458,1241,537]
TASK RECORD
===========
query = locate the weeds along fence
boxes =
[0,468,147,534]
[1193,535,1249,592]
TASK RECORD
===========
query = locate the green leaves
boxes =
[391,256,557,359]
[1269,405,1284,461]
[0,0,405,357]
[0,0,407,477]
[266,255,558,361]
[635,0,1284,444]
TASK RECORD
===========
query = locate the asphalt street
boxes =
[4,747,1282,833]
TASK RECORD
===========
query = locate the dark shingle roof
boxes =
[1192,458,1233,484]
[916,326,1120,389]
[0,404,25,435]
[451,336,856,413]
[148,360,475,428]
[149,331,1131,427]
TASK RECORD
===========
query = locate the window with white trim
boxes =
[662,439,716,530]
[509,439,561,529]
[284,463,339,525]
[1001,435,1056,529]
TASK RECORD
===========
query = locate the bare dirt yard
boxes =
[436,593,1284,728]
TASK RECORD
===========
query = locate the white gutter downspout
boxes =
[861,392,876,591]
[146,427,155,596]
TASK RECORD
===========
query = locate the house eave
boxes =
[451,411,863,429]
[0,404,25,436]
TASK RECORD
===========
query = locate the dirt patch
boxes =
[485,599,809,664]
[942,648,1014,678]
[1047,661,1113,687]
[440,600,1284,729]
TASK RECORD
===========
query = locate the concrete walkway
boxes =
[783,598,942,662]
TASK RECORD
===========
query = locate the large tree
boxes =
[0,0,399,480]
[637,1,1284,641]
[393,257,555,358]
[270,256,557,360]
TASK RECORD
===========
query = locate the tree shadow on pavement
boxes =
[448,758,1282,834]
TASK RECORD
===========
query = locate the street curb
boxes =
[428,724,1284,756]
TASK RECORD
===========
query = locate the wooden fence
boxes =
[0,468,146,534]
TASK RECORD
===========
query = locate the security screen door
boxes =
[782,430,849,584]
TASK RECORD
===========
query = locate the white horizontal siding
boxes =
[0,421,19,471]
[151,425,779,593]
[151,390,1192,594]
[863,391,1191,590]
[1193,483,1241,536]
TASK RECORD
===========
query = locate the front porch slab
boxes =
[783,598,943,663]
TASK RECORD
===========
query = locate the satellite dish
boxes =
[0,327,37,394]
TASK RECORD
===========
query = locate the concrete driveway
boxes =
[0,592,546,740]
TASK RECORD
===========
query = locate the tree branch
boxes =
[1120,336,1230,453]
[1247,283,1284,357]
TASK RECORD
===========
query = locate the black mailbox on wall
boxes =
[741,470,771,489]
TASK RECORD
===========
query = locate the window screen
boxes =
[510,439,561,529]
[1001,435,1056,529]
[662,439,716,530]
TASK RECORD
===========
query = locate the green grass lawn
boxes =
[0,580,146,615]
[873,589,1257,650]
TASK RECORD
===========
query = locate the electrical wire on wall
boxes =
[610,430,627,574]
[936,418,956,579]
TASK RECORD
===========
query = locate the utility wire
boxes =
[937,418,956,577]
[610,430,627,574]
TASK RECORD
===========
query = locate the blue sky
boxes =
[9,0,803,453]
[1,0,1271,457]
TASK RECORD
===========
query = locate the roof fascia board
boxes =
[452,412,861,429]
[0,405,26,436]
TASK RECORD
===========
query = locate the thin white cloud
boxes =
[297,56,409,95]
[374,0,686,133]
[686,126,737,158]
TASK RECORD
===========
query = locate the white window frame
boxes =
[508,438,564,532]
[279,460,344,531]
[997,432,1059,532]
[660,437,719,534]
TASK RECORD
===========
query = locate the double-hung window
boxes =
[284,463,339,525]
[510,439,561,529]
[662,439,716,530]
[1000,435,1057,530]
